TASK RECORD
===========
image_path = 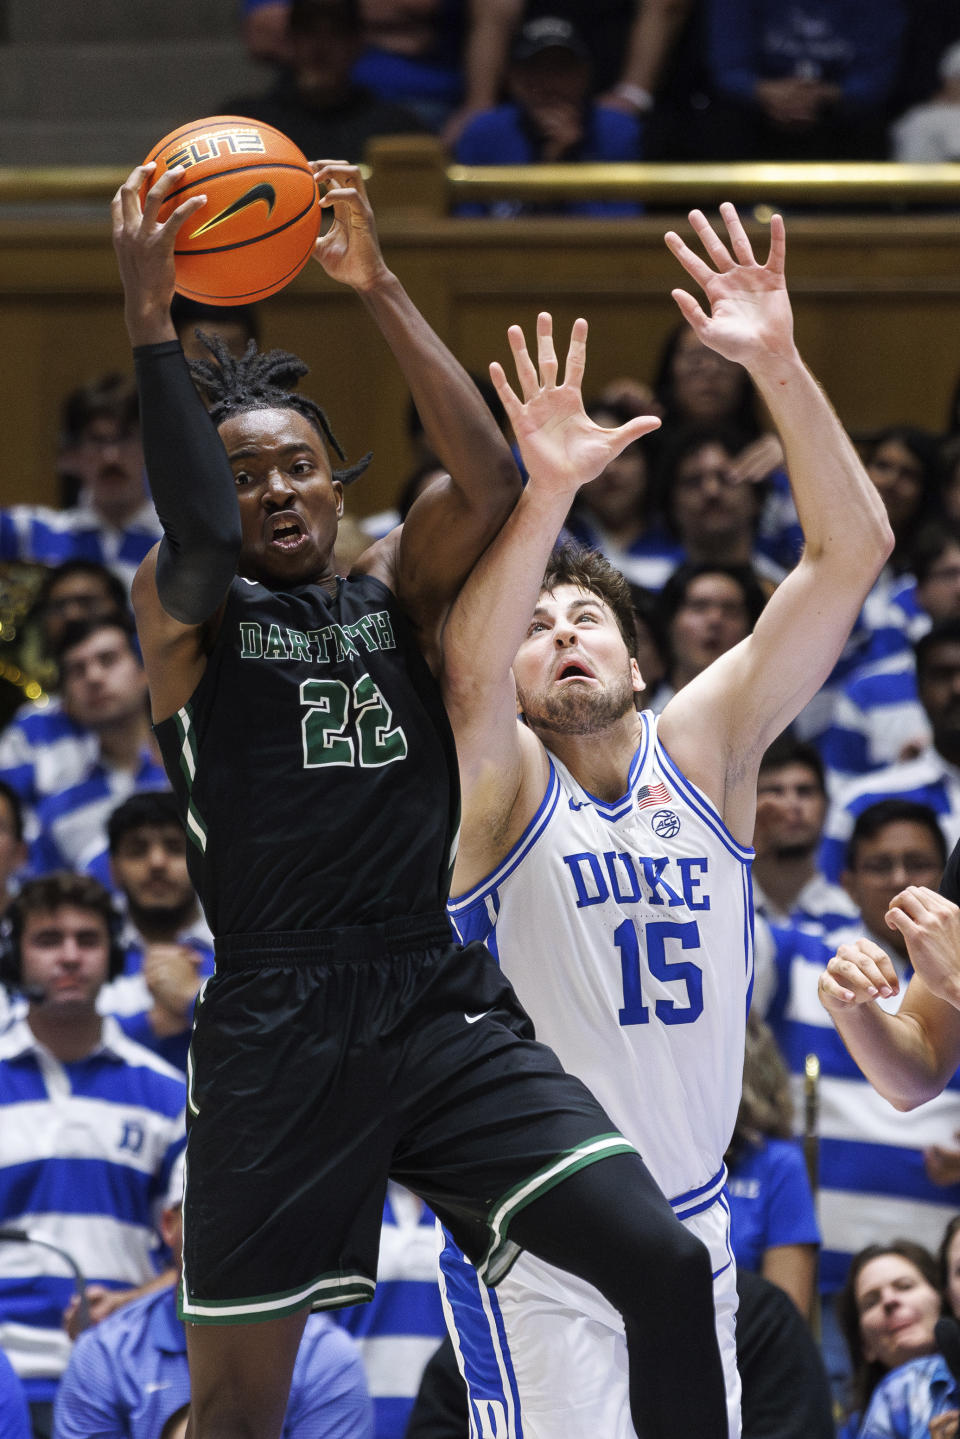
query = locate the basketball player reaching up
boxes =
[440,203,894,1439]
[111,158,733,1439]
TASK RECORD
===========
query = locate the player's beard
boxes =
[518,670,636,736]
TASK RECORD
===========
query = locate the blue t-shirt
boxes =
[726,1136,820,1272]
[53,1286,373,1439]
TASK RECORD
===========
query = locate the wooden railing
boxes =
[1,139,960,514]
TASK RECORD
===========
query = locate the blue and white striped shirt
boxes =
[819,748,960,883]
[0,1015,185,1401]
[819,651,930,787]
[0,699,97,840]
[30,752,169,878]
[0,502,160,596]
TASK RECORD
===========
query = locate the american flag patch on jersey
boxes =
[636,781,671,809]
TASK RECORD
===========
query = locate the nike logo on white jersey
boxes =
[464,1009,494,1024]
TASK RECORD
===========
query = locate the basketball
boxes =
[141,115,321,305]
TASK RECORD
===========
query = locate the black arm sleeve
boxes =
[133,340,242,625]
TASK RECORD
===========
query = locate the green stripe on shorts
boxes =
[478,1132,638,1286]
[178,1269,376,1325]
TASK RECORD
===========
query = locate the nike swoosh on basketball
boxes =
[464,1009,494,1024]
[191,182,277,237]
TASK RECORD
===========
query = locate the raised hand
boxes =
[818,936,900,1015]
[664,203,795,371]
[490,312,660,496]
[111,162,206,345]
[309,161,390,293]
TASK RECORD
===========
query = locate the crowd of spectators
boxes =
[223,0,960,185]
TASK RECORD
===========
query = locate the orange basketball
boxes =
[141,115,321,305]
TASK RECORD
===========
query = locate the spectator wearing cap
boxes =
[52,1153,374,1439]
[453,14,643,217]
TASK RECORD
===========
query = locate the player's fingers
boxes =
[315,182,359,210]
[606,417,662,456]
[507,324,540,402]
[558,315,587,391]
[718,201,756,267]
[536,312,560,389]
[664,230,716,291]
[886,888,935,925]
[312,164,364,201]
[310,160,356,187]
[488,359,524,426]
[817,968,857,1006]
[892,885,955,916]
[766,211,787,274]
[669,287,709,336]
[159,193,208,240]
[831,945,898,996]
[115,163,156,227]
[687,207,736,271]
[141,164,191,224]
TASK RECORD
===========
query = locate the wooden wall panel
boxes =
[2,211,960,517]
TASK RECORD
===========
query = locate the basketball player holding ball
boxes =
[111,158,731,1439]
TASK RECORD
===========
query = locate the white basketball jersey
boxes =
[449,710,755,1206]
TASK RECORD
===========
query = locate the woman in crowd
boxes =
[835,1240,945,1438]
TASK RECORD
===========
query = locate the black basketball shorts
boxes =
[178,916,634,1324]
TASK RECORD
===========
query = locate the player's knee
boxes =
[617,1211,713,1310]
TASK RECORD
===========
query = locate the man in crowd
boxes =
[0,873,185,1438]
[97,792,214,1071]
[30,618,167,877]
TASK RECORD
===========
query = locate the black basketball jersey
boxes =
[154,572,460,935]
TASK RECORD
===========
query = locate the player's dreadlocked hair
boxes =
[187,331,372,486]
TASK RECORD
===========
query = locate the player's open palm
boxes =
[665,203,795,370]
[491,312,659,496]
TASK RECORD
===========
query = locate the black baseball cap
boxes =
[511,16,591,64]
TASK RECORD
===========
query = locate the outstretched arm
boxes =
[658,204,893,839]
[444,315,659,886]
[818,892,960,1108]
[112,162,242,718]
[310,163,521,657]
